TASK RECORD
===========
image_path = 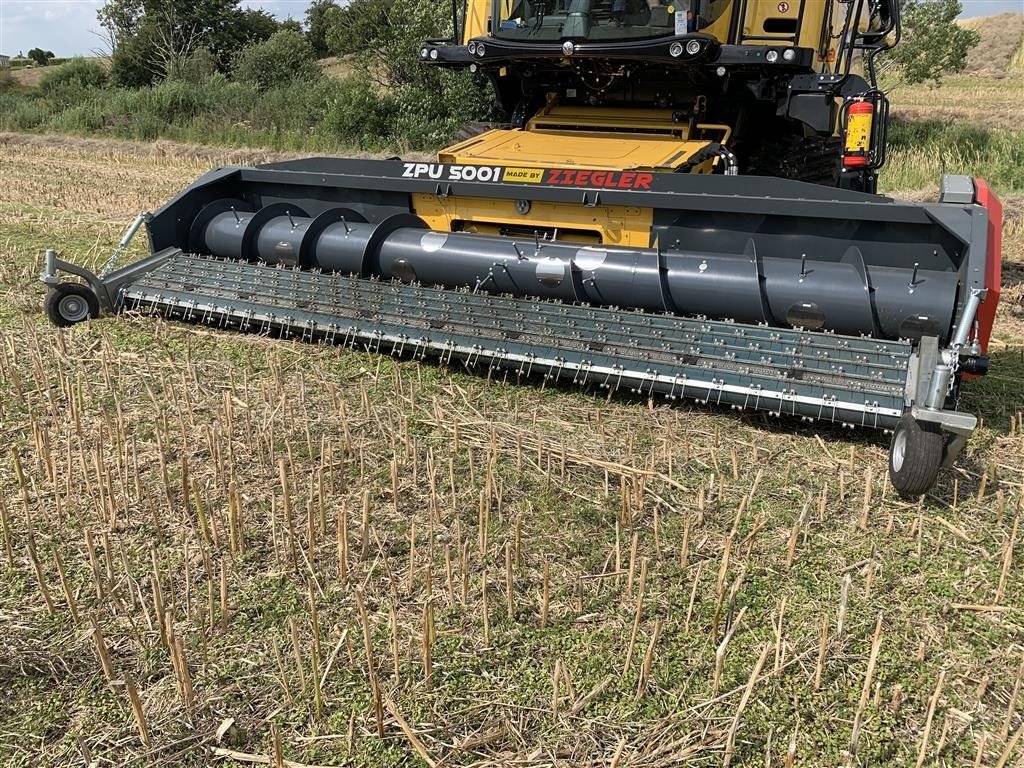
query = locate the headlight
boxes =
[669,42,683,57]
[476,43,486,57]
[716,65,726,76]
[429,49,439,60]
[468,41,477,54]
[420,47,429,58]
[765,49,779,63]
[686,39,701,55]
[783,48,796,62]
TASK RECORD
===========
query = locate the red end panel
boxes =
[973,178,1002,354]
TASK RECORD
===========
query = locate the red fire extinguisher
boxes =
[843,98,874,169]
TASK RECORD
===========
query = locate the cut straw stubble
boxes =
[354,588,384,737]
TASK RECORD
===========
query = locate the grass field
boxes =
[882,12,1024,195]
[1,18,1024,768]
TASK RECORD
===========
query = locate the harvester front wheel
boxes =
[45,283,99,328]
[889,414,944,498]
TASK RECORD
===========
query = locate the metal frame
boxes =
[39,163,993,481]
[41,247,179,313]
[39,241,979,455]
[158,158,965,224]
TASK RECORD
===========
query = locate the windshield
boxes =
[492,0,730,43]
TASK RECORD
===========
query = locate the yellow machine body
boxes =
[441,106,724,171]
[465,0,858,65]
[423,105,721,244]
[433,0,887,241]
[412,194,653,246]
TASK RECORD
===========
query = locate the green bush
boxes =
[233,29,321,91]
[320,0,498,147]
[323,77,398,148]
[391,72,497,148]
[49,99,108,132]
[110,30,159,88]
[245,79,331,133]
[39,58,108,107]
[175,50,220,84]
[135,79,220,122]
[0,93,48,130]
[0,19,495,155]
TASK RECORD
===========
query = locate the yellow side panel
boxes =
[462,0,491,43]
[795,2,827,51]
[412,194,654,247]
[735,0,839,73]
[743,0,799,39]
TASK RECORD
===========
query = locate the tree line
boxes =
[95,0,468,92]
[95,0,978,92]
[1,0,979,153]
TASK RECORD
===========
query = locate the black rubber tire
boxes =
[44,283,100,328]
[888,414,944,499]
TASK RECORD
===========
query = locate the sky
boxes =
[0,0,308,57]
[0,0,1021,57]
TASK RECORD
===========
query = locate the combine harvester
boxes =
[41,0,1001,496]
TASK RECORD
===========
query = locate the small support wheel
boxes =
[889,414,944,498]
[45,283,100,328]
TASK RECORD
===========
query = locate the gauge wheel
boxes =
[888,413,944,498]
[45,283,100,328]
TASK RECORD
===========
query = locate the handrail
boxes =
[857,0,901,86]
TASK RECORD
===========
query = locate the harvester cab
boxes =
[39,0,1002,498]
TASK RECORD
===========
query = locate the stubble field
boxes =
[1,26,1024,767]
